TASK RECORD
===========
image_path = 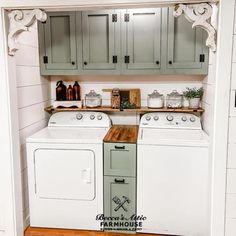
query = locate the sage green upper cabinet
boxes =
[39,12,79,75]
[122,9,161,74]
[38,9,209,76]
[162,8,208,74]
[82,10,120,73]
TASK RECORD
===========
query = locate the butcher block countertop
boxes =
[104,125,139,144]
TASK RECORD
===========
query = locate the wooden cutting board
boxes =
[102,88,141,108]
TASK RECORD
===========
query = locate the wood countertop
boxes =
[104,125,139,144]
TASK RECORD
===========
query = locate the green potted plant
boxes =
[183,87,204,109]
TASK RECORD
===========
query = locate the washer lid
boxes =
[27,127,109,144]
[138,128,209,147]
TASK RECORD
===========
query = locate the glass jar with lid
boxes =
[85,90,102,107]
[166,90,183,108]
[147,90,164,108]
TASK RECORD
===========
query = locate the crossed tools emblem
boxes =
[112,196,131,212]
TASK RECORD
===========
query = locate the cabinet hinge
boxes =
[112,14,117,22]
[43,56,48,64]
[113,55,118,63]
[200,54,205,62]
[124,13,129,22]
[124,56,130,64]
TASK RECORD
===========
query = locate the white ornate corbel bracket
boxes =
[8,9,47,56]
[174,3,218,52]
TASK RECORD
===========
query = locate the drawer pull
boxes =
[114,178,125,183]
[115,145,125,150]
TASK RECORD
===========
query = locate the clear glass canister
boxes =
[85,90,102,107]
[147,90,164,108]
[166,90,183,108]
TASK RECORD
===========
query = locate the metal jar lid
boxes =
[85,90,101,98]
[148,90,163,98]
[167,90,182,98]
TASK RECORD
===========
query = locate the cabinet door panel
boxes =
[124,9,161,72]
[82,11,118,70]
[104,143,136,177]
[166,8,204,69]
[104,176,136,231]
[44,12,77,70]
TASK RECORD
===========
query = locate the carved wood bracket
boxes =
[174,3,217,52]
[8,9,47,56]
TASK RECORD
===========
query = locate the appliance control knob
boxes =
[146,115,151,121]
[97,115,103,120]
[76,113,83,120]
[167,115,174,121]
[182,116,187,122]
[154,116,159,121]
[190,116,196,122]
[90,114,95,120]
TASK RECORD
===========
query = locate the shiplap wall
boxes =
[15,22,51,228]
[202,51,216,137]
[225,4,236,235]
[51,75,203,125]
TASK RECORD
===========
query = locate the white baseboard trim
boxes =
[23,215,30,230]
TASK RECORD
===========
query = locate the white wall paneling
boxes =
[226,194,236,218]
[225,218,236,236]
[228,144,236,168]
[227,169,236,194]
[14,21,51,230]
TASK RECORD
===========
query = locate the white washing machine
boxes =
[137,112,210,236]
[27,112,111,230]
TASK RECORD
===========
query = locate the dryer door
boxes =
[34,149,95,200]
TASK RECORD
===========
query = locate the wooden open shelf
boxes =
[45,105,204,114]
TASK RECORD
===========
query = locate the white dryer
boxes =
[27,112,111,230]
[137,113,209,236]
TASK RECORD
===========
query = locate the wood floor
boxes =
[25,227,164,236]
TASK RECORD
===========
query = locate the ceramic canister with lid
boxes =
[147,90,164,108]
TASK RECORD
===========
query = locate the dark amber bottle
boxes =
[73,81,81,101]
[56,81,67,101]
[67,85,74,101]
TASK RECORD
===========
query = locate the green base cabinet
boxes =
[104,176,136,232]
[104,143,137,233]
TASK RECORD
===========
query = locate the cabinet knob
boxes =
[84,61,88,65]
[71,61,75,65]
[156,61,160,65]
[169,61,173,65]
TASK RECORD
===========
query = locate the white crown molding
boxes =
[8,9,47,56]
[174,3,217,52]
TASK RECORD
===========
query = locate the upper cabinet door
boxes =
[122,9,161,73]
[82,10,119,71]
[43,12,77,70]
[165,8,208,72]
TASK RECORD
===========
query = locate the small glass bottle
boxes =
[67,85,74,101]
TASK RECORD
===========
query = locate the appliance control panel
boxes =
[48,112,111,128]
[140,112,202,130]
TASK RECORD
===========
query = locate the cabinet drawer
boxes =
[104,176,136,231]
[104,143,136,177]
